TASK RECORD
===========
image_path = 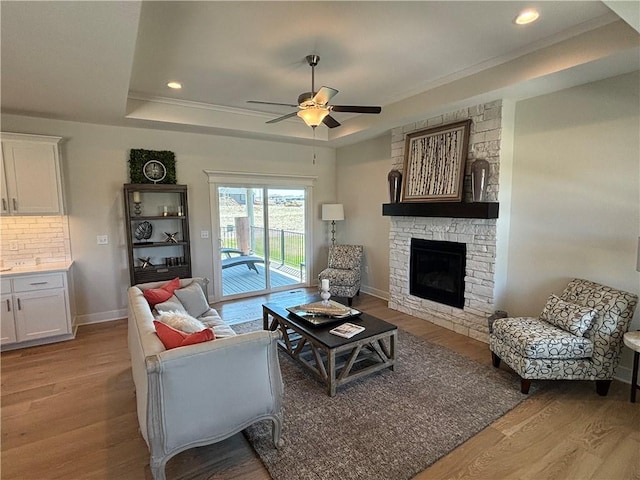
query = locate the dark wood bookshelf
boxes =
[124,183,192,285]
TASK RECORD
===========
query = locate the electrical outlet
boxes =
[9,241,19,251]
[8,259,37,267]
[200,230,209,239]
[97,235,109,245]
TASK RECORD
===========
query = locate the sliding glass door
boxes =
[215,185,307,299]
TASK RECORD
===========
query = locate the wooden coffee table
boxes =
[262,301,397,396]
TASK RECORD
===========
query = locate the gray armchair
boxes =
[490,278,638,395]
[318,244,364,306]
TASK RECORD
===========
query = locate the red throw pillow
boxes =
[154,320,215,350]
[143,277,180,306]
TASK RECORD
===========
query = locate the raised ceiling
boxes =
[2,1,639,146]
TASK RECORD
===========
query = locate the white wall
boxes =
[335,133,391,299]
[503,71,639,315]
[1,114,336,323]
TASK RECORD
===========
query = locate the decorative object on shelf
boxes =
[402,119,471,202]
[322,204,344,247]
[177,205,184,217]
[138,257,154,268]
[134,221,153,243]
[129,149,177,184]
[320,279,331,306]
[132,191,142,215]
[471,158,490,202]
[164,232,179,243]
[165,257,183,267]
[387,169,402,203]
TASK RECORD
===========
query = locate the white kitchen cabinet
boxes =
[1,280,17,345]
[0,294,17,344]
[1,132,65,215]
[0,270,75,349]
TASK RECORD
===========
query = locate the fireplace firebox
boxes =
[409,238,466,309]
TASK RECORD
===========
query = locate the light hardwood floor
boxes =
[2,289,638,479]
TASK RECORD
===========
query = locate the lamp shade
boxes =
[297,107,330,127]
[322,204,344,221]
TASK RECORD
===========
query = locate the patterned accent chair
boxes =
[490,278,638,395]
[318,245,364,307]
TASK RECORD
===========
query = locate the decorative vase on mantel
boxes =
[388,169,402,203]
[471,159,490,202]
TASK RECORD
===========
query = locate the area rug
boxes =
[232,320,527,480]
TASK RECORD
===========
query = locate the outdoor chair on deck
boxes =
[318,244,363,307]
[490,278,637,395]
[221,247,264,274]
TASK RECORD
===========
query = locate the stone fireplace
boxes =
[387,101,502,343]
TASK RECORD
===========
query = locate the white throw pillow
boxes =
[154,295,188,315]
[157,310,207,333]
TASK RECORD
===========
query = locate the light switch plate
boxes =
[97,235,109,245]
[200,230,209,239]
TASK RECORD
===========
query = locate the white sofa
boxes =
[127,277,284,480]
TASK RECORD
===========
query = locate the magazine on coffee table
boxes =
[287,300,361,326]
[329,322,365,338]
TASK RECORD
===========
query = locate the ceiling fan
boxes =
[248,54,382,129]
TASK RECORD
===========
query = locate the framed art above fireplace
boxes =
[401,119,471,202]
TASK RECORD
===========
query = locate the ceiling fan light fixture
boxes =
[297,107,330,127]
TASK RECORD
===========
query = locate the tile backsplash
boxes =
[1,216,71,265]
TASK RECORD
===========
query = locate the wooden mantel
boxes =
[382,202,499,219]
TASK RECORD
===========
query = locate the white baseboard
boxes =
[76,308,127,326]
[361,285,389,301]
[614,365,633,385]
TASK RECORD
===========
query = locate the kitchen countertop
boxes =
[0,261,74,277]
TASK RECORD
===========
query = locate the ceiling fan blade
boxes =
[330,105,382,114]
[248,100,299,108]
[312,86,339,106]
[322,115,341,129]
[266,111,299,124]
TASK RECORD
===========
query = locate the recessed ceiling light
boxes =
[515,8,540,25]
[167,82,182,90]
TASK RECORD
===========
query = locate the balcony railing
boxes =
[220,226,305,280]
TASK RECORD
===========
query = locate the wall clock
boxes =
[143,160,167,183]
[129,149,177,184]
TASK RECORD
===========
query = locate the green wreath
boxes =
[129,149,177,184]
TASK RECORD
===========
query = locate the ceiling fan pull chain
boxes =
[313,127,317,164]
